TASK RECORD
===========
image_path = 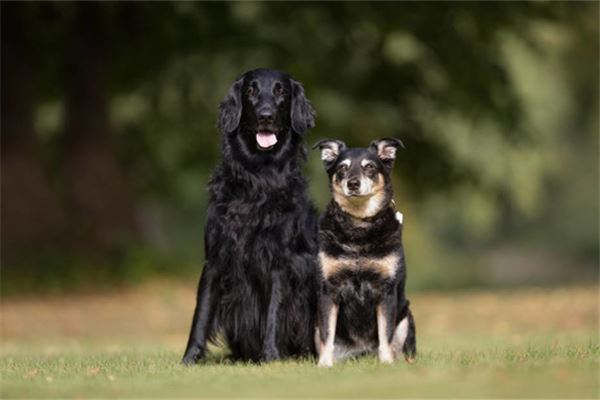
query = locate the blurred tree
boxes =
[1,3,66,253]
[1,2,596,286]
[63,3,137,250]
[107,2,576,197]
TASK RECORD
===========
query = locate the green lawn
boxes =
[1,283,598,398]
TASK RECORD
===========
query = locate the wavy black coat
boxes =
[182,69,318,363]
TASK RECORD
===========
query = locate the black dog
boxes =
[313,138,416,367]
[182,69,318,364]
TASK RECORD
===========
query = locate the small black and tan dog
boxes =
[312,138,416,367]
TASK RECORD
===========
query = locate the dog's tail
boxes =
[402,308,417,362]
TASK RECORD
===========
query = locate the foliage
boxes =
[2,2,598,288]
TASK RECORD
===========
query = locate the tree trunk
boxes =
[63,3,137,251]
[1,3,66,258]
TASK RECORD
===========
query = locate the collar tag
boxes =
[395,211,403,224]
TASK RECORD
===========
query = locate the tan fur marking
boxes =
[317,304,339,368]
[332,173,386,219]
[319,252,399,279]
[339,159,351,167]
[377,305,395,363]
[319,252,346,279]
[361,159,374,168]
[365,254,400,278]
[391,316,409,357]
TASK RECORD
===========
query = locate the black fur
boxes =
[314,139,416,364]
[182,69,318,364]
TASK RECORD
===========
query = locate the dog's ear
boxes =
[312,139,346,167]
[217,77,244,133]
[369,137,405,166]
[290,79,316,134]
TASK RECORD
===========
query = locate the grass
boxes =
[1,282,598,398]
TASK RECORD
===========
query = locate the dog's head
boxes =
[313,138,404,218]
[218,69,315,163]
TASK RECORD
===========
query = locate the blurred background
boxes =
[1,2,598,295]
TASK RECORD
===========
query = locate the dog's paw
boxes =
[181,346,205,366]
[261,347,281,362]
[317,355,334,368]
[378,348,395,364]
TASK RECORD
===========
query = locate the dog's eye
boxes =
[274,86,286,97]
[246,87,256,96]
[363,163,375,171]
[338,164,349,172]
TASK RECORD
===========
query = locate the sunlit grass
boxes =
[1,283,597,398]
[2,338,597,398]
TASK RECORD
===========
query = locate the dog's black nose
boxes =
[258,110,274,123]
[347,178,360,192]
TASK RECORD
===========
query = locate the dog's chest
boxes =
[318,251,399,280]
[221,202,295,236]
[318,215,402,281]
[320,252,397,311]
[212,195,313,269]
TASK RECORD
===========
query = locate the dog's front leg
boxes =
[262,269,282,361]
[182,266,217,365]
[376,295,397,364]
[317,288,338,368]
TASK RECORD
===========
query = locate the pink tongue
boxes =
[256,132,277,148]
